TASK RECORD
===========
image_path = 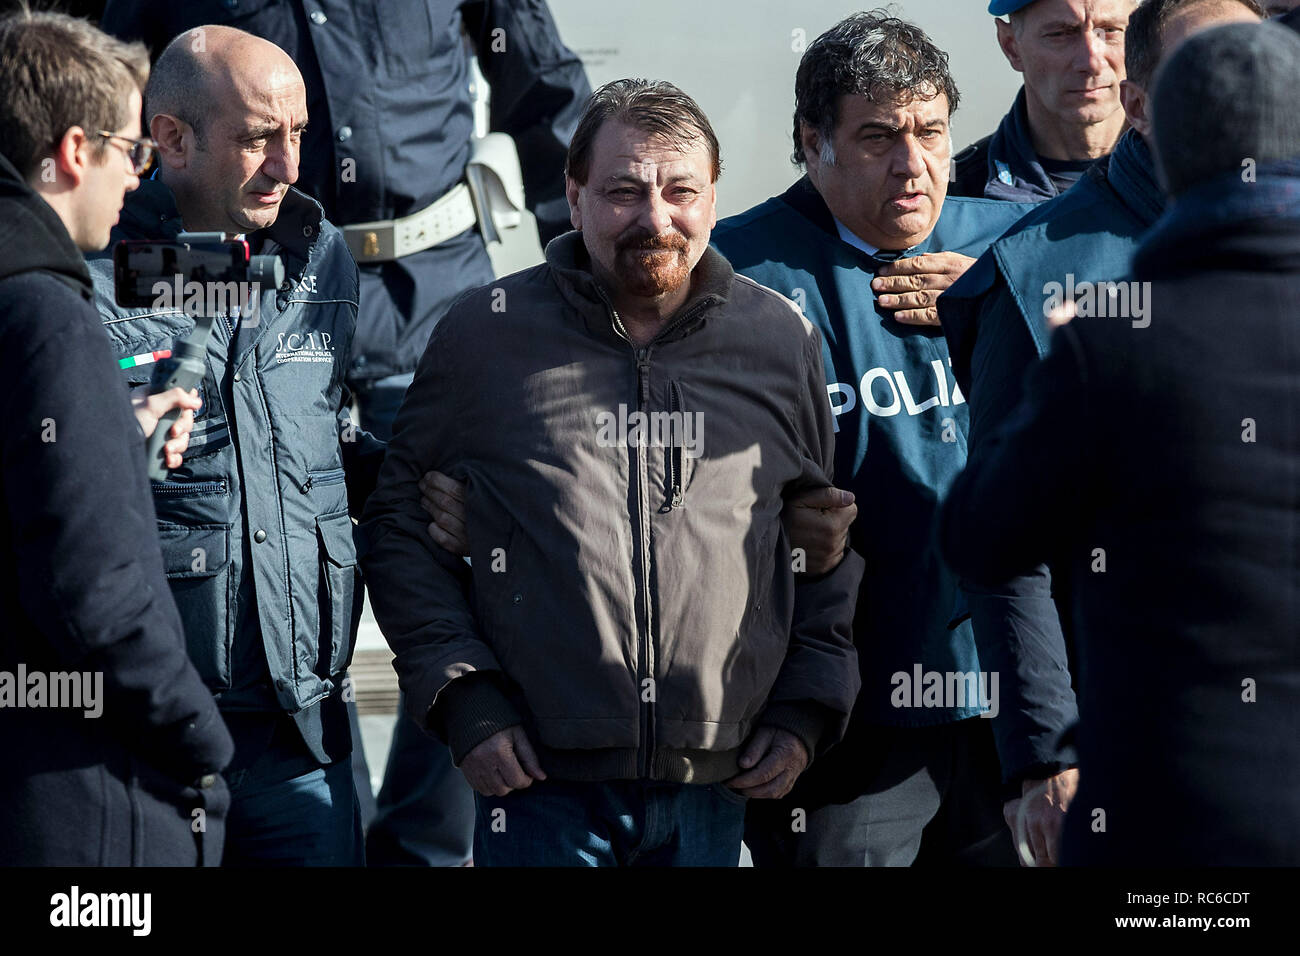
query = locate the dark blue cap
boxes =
[988,0,1037,14]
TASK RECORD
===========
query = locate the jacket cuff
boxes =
[431,673,524,764]
[759,701,828,763]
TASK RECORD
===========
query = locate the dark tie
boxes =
[869,249,906,270]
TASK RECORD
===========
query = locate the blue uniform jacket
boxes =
[713,177,1036,728]
[936,130,1165,783]
[86,180,387,764]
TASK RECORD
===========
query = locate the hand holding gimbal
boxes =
[112,232,284,480]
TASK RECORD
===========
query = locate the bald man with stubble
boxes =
[86,26,387,866]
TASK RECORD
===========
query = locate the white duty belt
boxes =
[343,183,478,264]
[342,133,526,264]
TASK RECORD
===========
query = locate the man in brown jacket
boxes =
[360,79,863,866]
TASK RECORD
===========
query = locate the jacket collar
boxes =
[544,229,733,344]
[982,87,1060,202]
[261,187,327,263]
[1135,158,1300,277]
[775,174,934,266]
[777,174,840,238]
[1102,130,1165,228]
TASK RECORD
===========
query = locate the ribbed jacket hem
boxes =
[440,678,524,763]
[757,701,827,761]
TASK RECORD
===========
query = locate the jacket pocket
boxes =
[300,468,350,525]
[152,479,228,505]
[374,0,439,77]
[738,522,787,720]
[748,524,778,621]
[374,0,438,77]
[709,782,750,808]
[316,511,361,679]
[661,380,693,513]
[157,524,233,690]
[302,467,346,494]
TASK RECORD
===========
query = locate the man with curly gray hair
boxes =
[712,9,1039,866]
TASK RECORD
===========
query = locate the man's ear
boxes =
[996,18,1025,73]
[151,113,190,169]
[565,175,582,231]
[45,126,92,188]
[800,121,824,177]
[1120,79,1150,138]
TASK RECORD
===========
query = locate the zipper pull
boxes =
[301,476,313,493]
[636,348,651,405]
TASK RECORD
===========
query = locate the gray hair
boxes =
[792,9,960,166]
[565,78,722,184]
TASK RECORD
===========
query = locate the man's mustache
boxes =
[617,230,689,254]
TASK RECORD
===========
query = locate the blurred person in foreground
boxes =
[940,19,1300,865]
[938,0,1263,864]
[0,8,232,866]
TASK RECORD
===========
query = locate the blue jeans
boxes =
[473,778,747,867]
[222,750,365,867]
